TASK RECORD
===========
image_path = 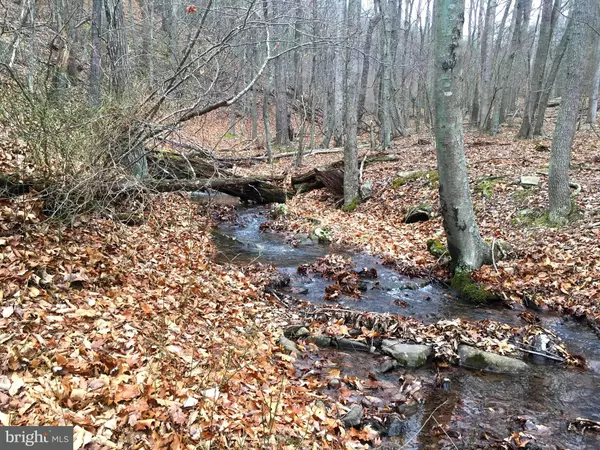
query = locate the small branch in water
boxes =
[400,400,449,449]
[515,346,565,362]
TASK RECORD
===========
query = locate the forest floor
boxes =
[1,118,599,449]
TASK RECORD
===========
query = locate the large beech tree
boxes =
[433,0,491,271]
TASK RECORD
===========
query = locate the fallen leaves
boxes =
[0,194,352,448]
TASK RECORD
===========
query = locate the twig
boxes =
[491,238,499,273]
[515,346,565,362]
[400,401,448,449]
[432,415,459,450]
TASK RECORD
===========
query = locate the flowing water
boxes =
[211,206,600,449]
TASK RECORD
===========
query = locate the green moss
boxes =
[475,177,505,199]
[514,204,580,228]
[313,227,332,243]
[450,270,496,303]
[392,170,439,189]
[342,197,360,212]
[426,238,447,258]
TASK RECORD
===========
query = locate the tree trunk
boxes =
[587,8,600,124]
[518,0,554,138]
[478,0,496,130]
[533,15,572,136]
[274,53,290,145]
[548,0,590,224]
[499,0,527,124]
[104,0,129,98]
[433,0,491,270]
[89,0,103,106]
[378,0,392,149]
[343,0,360,209]
[357,13,381,126]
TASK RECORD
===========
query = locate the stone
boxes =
[458,345,529,373]
[360,181,373,200]
[381,340,433,368]
[268,272,291,289]
[520,175,541,187]
[284,325,310,339]
[384,413,407,437]
[362,396,385,409]
[341,404,363,428]
[309,335,333,348]
[328,378,341,390]
[378,359,398,373]
[278,336,300,354]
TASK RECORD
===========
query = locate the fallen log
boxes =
[291,153,400,195]
[155,138,214,159]
[149,177,287,204]
[1,173,286,205]
[217,147,348,163]
[147,149,229,179]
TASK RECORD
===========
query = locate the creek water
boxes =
[210,206,600,449]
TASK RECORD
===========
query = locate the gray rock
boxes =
[360,181,373,200]
[284,325,310,339]
[384,413,407,437]
[278,336,300,354]
[381,340,433,368]
[309,335,333,348]
[328,378,341,390]
[378,359,398,373]
[520,175,541,187]
[458,345,529,373]
[268,272,291,289]
[341,404,363,428]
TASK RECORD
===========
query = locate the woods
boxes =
[1,0,600,448]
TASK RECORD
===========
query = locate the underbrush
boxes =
[0,77,150,221]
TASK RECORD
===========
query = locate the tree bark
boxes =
[104,0,129,98]
[548,0,591,224]
[533,15,572,136]
[518,0,555,138]
[478,0,496,130]
[357,13,381,126]
[499,0,528,124]
[343,0,360,208]
[88,0,103,106]
[433,0,491,270]
[587,7,600,124]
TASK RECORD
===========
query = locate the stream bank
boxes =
[209,204,600,449]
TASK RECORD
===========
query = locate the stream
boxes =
[209,204,600,449]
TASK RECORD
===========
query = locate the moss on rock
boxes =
[450,270,496,303]
[392,170,439,189]
[342,197,361,212]
[426,238,447,258]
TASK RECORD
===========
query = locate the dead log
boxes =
[217,147,348,164]
[149,178,287,204]
[291,153,400,194]
[147,149,229,179]
[155,138,214,159]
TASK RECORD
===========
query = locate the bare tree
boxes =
[433,0,491,270]
[548,0,591,224]
[343,0,360,208]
